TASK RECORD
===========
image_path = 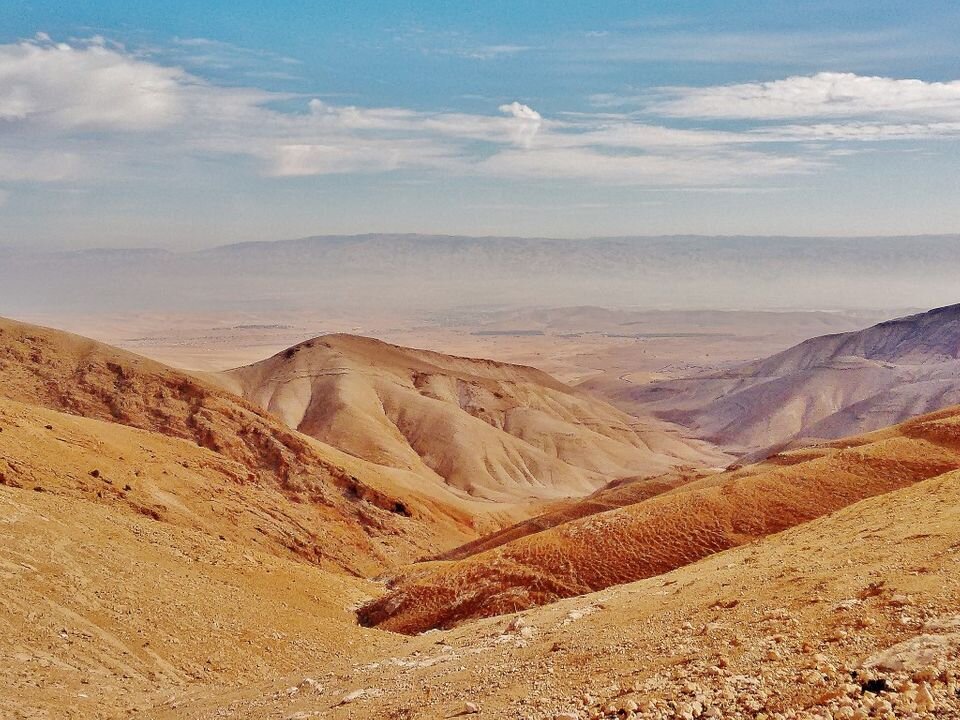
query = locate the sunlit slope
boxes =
[0,317,481,570]
[219,333,729,503]
[0,453,387,719]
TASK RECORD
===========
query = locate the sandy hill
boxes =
[0,317,486,572]
[358,403,960,634]
[436,467,708,562]
[605,303,960,456]
[216,333,728,503]
[8,399,959,720]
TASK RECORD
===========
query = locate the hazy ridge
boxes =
[3,234,960,313]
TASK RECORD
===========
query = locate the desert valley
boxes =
[3,288,960,720]
[4,3,960,719]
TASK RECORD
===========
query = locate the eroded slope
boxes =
[161,465,960,720]
[0,317,478,571]
[218,333,728,503]
[0,464,390,720]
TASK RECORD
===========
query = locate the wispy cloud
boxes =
[386,24,536,61]
[570,28,942,67]
[170,36,302,68]
[460,44,534,60]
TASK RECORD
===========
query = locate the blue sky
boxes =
[2,1,960,247]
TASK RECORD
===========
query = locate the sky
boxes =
[2,1,960,248]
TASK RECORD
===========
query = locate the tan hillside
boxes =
[6,391,957,720]
[359,404,960,634]
[613,303,960,457]
[217,333,729,504]
[0,317,484,571]
[0,424,393,719]
[3,316,959,719]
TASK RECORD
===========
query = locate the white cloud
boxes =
[0,149,86,182]
[270,138,458,176]
[0,37,188,129]
[651,72,960,120]
[4,38,960,190]
[462,45,533,60]
[499,101,541,121]
[754,121,960,142]
[498,102,542,147]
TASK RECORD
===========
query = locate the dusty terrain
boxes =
[163,461,960,720]
[16,306,894,382]
[0,317,493,571]
[437,467,709,562]
[0,437,380,720]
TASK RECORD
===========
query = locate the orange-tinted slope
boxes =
[360,405,960,633]
[437,467,707,561]
[0,317,476,572]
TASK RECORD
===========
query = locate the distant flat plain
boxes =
[20,306,902,393]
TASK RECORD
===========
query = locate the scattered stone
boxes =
[297,677,321,693]
[863,624,960,673]
[620,698,638,712]
[915,682,935,712]
[340,689,368,705]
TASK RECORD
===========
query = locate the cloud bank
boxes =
[2,36,960,195]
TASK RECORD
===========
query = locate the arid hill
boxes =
[216,333,728,503]
[0,396,394,718]
[436,467,708,562]
[359,403,960,634]
[605,303,960,456]
[0,317,483,572]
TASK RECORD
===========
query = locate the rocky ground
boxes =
[147,470,960,720]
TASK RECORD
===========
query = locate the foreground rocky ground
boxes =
[148,470,960,720]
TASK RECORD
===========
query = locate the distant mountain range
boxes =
[3,234,960,313]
